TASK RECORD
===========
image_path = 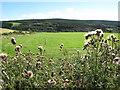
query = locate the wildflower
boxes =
[84,33,89,39]
[111,53,116,58]
[90,31,97,35]
[38,46,44,51]
[84,31,95,40]
[19,44,23,48]
[11,37,16,45]
[113,57,120,65]
[60,43,64,47]
[49,61,55,65]
[0,53,8,59]
[49,59,53,62]
[15,46,21,52]
[36,61,41,66]
[60,43,64,50]
[45,72,48,77]
[76,50,80,54]
[36,61,41,69]
[83,42,89,50]
[22,73,25,78]
[114,57,120,62]
[107,34,116,41]
[82,55,89,60]
[95,29,103,37]
[27,71,33,78]
[48,79,56,85]
[13,57,17,61]
[95,29,103,34]
[38,46,45,54]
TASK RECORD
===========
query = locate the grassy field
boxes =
[11,22,21,26]
[0,28,16,33]
[1,32,118,58]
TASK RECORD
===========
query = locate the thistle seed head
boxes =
[27,71,33,78]
[11,37,16,45]
[0,53,8,59]
[48,79,56,85]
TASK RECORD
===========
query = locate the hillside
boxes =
[2,19,118,33]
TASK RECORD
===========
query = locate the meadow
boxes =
[0,30,120,89]
[1,32,118,58]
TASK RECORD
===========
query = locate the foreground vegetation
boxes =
[0,29,120,89]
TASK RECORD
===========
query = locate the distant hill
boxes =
[1,19,118,33]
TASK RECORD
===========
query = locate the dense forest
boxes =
[2,19,119,33]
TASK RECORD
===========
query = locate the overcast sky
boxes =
[1,0,118,21]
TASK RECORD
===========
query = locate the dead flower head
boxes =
[0,53,8,59]
[27,71,33,78]
[48,79,56,85]
[11,37,16,45]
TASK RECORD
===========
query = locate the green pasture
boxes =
[1,32,118,58]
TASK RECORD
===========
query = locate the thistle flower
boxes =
[19,44,23,48]
[83,42,89,50]
[95,29,103,34]
[11,37,16,45]
[13,57,17,61]
[60,43,64,49]
[0,53,8,59]
[60,43,64,47]
[84,33,89,40]
[95,29,103,37]
[107,34,116,41]
[111,53,116,58]
[45,72,48,77]
[36,61,41,66]
[22,73,25,77]
[49,61,55,65]
[114,57,120,62]
[76,50,80,54]
[49,59,53,62]
[38,46,45,54]
[48,79,56,85]
[84,32,94,40]
[36,61,41,69]
[38,46,44,51]
[27,71,33,78]
[65,79,69,82]
[82,55,89,60]
[15,46,21,52]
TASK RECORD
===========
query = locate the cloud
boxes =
[1,8,118,21]
[20,8,117,21]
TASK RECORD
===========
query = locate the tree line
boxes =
[1,19,119,33]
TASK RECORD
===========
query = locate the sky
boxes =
[1,1,118,21]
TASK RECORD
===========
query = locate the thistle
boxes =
[48,79,56,85]
[0,53,8,59]
[11,37,16,45]
[38,46,45,55]
[27,71,33,78]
